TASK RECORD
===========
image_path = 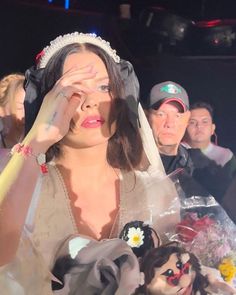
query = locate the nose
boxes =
[81,92,98,111]
[164,114,176,128]
[195,121,203,129]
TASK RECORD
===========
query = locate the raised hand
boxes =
[25,65,97,151]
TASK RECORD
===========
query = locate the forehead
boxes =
[157,102,183,113]
[155,253,179,275]
[190,108,211,118]
[63,50,108,75]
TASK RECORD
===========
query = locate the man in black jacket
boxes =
[146,81,236,202]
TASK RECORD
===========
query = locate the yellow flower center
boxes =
[132,235,140,244]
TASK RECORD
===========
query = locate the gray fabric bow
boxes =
[53,237,143,295]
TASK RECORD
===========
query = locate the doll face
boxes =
[147,253,195,295]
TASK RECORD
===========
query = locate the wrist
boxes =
[11,143,48,174]
[22,135,50,155]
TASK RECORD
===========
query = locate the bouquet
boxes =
[169,196,236,285]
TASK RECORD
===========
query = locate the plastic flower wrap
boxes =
[168,195,236,285]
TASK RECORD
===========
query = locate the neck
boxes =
[188,140,210,150]
[55,142,111,174]
[55,142,120,194]
[158,144,178,156]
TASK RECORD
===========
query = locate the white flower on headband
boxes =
[38,32,120,68]
[127,227,144,248]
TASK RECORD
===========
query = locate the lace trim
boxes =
[53,165,123,239]
[53,166,78,234]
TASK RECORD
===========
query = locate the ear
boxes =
[211,123,216,136]
[182,110,191,125]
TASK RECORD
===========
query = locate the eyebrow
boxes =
[190,116,211,119]
[95,76,109,82]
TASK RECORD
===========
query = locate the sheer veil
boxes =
[113,59,180,240]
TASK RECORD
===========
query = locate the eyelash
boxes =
[97,85,110,93]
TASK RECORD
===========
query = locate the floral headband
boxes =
[119,220,161,258]
[37,32,120,68]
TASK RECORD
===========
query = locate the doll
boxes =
[137,244,208,295]
[137,244,236,295]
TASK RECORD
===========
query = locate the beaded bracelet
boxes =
[11,143,48,174]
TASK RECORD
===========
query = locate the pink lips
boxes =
[81,116,105,128]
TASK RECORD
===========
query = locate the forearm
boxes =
[0,137,47,265]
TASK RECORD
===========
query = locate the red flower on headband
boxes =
[35,50,44,64]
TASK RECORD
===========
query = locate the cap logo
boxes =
[161,84,182,95]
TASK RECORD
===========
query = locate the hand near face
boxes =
[26,64,97,150]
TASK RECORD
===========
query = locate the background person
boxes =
[0,73,25,148]
[183,101,236,171]
[146,81,236,202]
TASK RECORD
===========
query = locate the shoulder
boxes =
[205,143,234,166]
[179,145,204,164]
[209,143,233,155]
[186,147,219,170]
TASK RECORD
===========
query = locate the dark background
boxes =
[1,0,236,152]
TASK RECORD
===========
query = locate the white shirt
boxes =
[182,142,234,167]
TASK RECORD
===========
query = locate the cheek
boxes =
[186,126,195,135]
[148,277,178,295]
[71,109,81,123]
[179,123,188,136]
[177,119,188,134]
[150,117,165,133]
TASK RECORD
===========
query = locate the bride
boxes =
[0,32,178,294]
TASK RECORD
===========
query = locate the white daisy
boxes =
[127,227,144,248]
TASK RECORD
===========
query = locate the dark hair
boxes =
[119,221,160,258]
[190,101,214,121]
[24,43,143,171]
[137,244,209,295]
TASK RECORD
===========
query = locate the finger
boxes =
[55,72,97,94]
[59,65,97,80]
[64,95,81,121]
[56,84,94,103]
[63,63,94,75]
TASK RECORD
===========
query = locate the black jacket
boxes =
[160,145,236,202]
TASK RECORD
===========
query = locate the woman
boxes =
[0,32,178,294]
[0,73,25,148]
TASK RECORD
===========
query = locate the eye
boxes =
[202,119,210,125]
[156,111,166,118]
[176,260,183,270]
[175,113,181,119]
[162,269,174,277]
[97,84,110,93]
[188,120,196,126]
